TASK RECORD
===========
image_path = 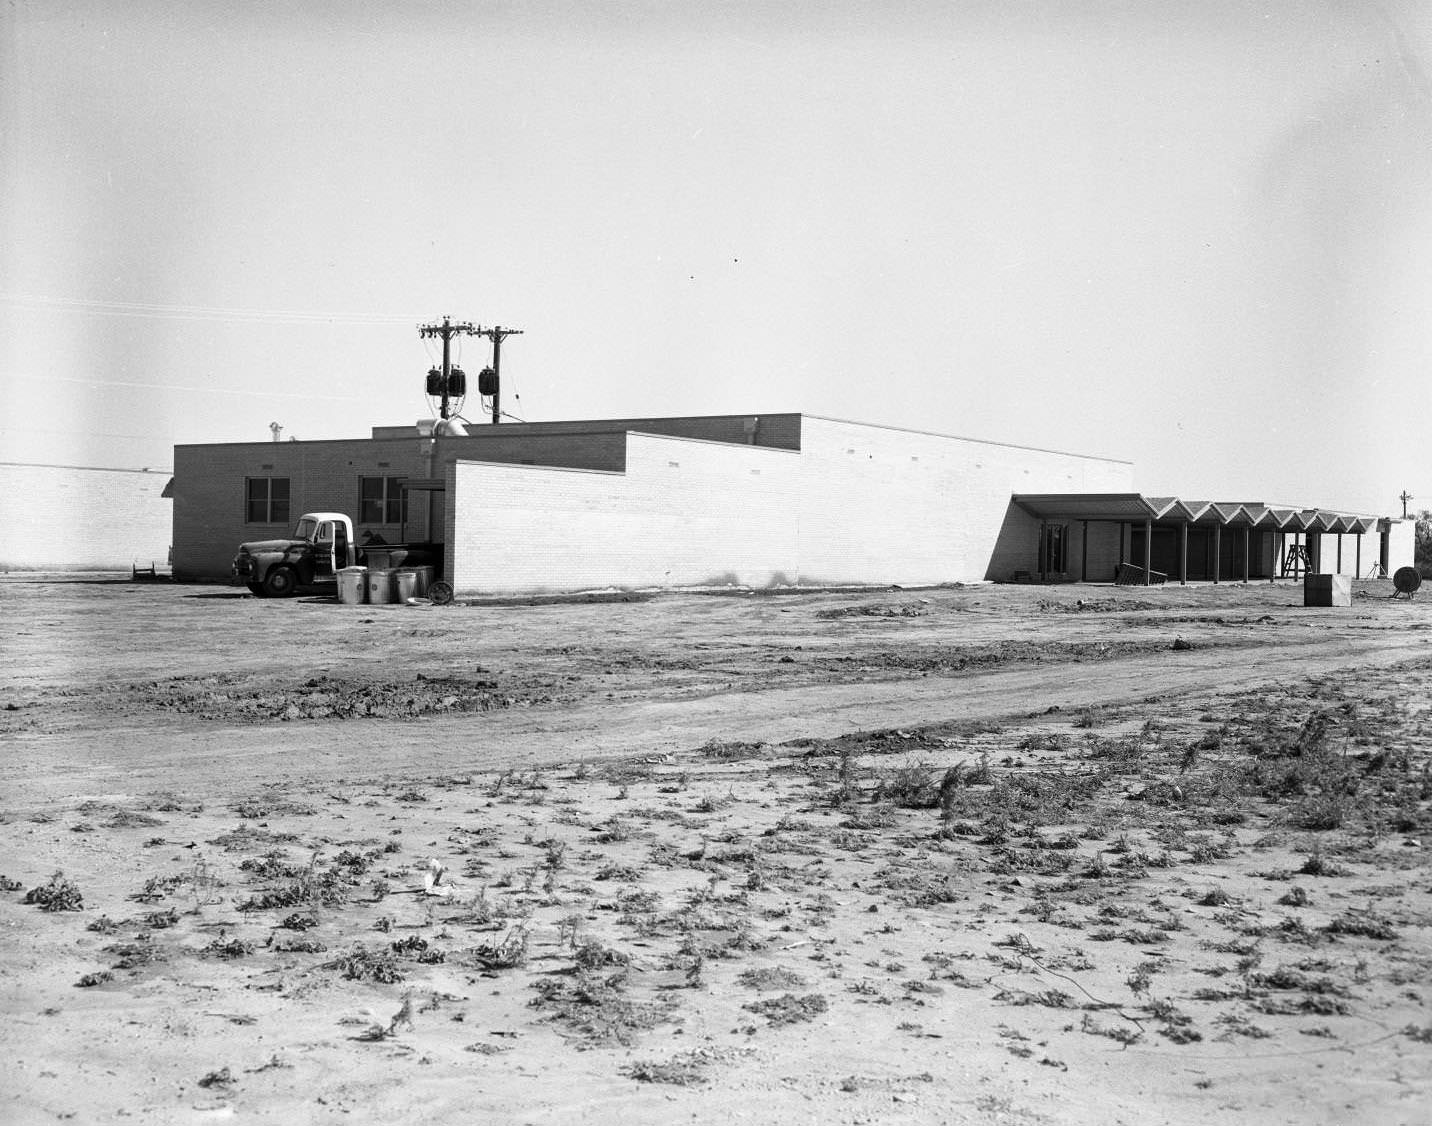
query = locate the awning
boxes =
[1013,493,1387,530]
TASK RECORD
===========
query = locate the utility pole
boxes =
[476,325,523,424]
[1401,490,1414,519]
[417,316,477,419]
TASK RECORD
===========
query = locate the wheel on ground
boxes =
[262,566,300,598]
[246,582,268,597]
[428,580,454,605]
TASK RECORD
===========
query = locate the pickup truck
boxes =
[232,512,359,597]
[232,512,438,597]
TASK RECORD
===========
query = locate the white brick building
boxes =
[168,412,1411,594]
[0,462,172,571]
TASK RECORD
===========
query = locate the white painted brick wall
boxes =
[450,433,801,594]
[795,417,1133,585]
[0,464,172,570]
[448,422,1133,594]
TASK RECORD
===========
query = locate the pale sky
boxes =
[3,1,1430,515]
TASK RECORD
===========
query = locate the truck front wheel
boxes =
[263,566,299,598]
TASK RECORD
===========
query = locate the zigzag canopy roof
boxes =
[1013,493,1387,530]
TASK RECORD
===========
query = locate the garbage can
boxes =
[366,568,395,605]
[411,565,434,597]
[337,567,367,605]
[394,569,420,602]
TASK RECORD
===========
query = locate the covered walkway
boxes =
[1012,493,1395,586]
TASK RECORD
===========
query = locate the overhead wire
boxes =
[2,293,427,326]
[47,375,364,401]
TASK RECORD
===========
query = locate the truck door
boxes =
[333,520,350,569]
[315,521,336,579]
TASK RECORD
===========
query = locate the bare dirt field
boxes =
[2,576,1430,1125]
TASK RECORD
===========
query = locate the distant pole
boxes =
[418,316,478,420]
[477,325,523,424]
[1401,490,1414,519]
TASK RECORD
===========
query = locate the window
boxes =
[360,476,407,525]
[246,477,290,524]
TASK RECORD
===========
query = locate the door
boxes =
[333,520,350,569]
[315,521,337,579]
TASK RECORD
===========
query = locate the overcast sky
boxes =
[3,1,1429,515]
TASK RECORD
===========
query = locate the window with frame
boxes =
[245,477,290,524]
[360,476,407,525]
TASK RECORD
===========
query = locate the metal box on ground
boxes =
[1304,573,1351,607]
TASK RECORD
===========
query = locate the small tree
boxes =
[1416,510,1432,579]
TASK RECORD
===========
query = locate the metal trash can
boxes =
[337,567,367,605]
[394,569,420,602]
[411,565,434,597]
[366,568,395,605]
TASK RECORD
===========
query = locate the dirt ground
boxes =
[2,576,1430,1125]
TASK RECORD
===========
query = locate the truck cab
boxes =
[232,512,359,597]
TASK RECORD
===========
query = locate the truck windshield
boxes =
[293,517,318,540]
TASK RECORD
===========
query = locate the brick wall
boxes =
[449,433,800,594]
[172,437,425,579]
[0,463,172,570]
[443,419,1133,594]
[449,429,807,593]
[796,417,1134,585]
[171,430,632,579]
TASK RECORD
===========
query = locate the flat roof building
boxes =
[170,413,1411,595]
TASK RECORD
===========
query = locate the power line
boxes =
[0,424,174,441]
[1,293,426,326]
[45,375,364,401]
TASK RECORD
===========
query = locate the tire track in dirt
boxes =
[10,631,1428,805]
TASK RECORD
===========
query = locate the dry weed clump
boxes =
[742,992,829,1026]
[25,871,83,911]
[623,1046,743,1085]
[466,925,530,971]
[737,966,806,991]
[329,945,404,983]
[237,849,379,913]
[531,973,679,1046]
[699,739,769,761]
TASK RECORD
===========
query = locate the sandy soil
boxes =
[1,577,1429,1124]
